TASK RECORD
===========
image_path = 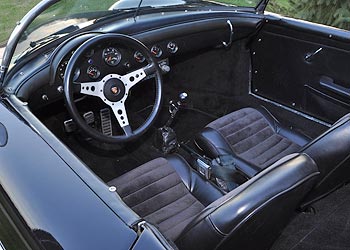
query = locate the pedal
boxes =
[64,119,76,133]
[83,111,95,125]
[100,108,112,136]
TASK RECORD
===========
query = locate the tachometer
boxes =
[87,65,101,79]
[102,47,122,66]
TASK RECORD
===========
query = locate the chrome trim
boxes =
[222,20,234,48]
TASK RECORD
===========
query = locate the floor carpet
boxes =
[271,184,350,250]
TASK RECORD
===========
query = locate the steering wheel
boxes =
[63,34,162,143]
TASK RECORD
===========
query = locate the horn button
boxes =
[103,78,126,102]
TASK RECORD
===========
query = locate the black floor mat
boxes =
[41,104,213,182]
[271,184,350,250]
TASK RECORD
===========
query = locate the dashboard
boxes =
[6,10,262,110]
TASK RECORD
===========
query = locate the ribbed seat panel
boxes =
[207,108,301,169]
[108,158,204,241]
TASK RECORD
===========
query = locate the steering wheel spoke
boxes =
[121,68,147,90]
[79,81,103,97]
[122,125,133,137]
[109,101,132,135]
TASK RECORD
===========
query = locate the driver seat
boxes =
[108,153,318,250]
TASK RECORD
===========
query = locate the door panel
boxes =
[250,17,350,123]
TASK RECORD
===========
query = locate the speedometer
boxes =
[102,47,122,66]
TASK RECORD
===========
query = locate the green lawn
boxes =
[0,0,41,45]
[0,0,116,46]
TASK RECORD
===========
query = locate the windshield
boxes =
[7,0,261,68]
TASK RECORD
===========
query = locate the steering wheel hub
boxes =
[103,78,125,102]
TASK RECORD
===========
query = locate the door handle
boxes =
[305,47,323,62]
[222,20,234,48]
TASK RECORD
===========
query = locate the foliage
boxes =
[211,0,260,7]
[267,0,350,31]
[291,0,350,30]
[1,0,350,46]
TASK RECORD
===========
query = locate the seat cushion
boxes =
[197,107,303,169]
[108,157,205,241]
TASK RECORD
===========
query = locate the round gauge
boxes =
[58,60,80,81]
[167,41,178,54]
[103,47,122,66]
[87,65,101,79]
[134,51,145,63]
[150,45,162,58]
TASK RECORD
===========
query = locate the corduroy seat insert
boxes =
[108,158,204,241]
[207,108,301,169]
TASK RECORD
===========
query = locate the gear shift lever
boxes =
[154,92,188,153]
[165,92,188,127]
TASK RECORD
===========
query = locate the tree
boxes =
[266,0,350,31]
[289,0,350,30]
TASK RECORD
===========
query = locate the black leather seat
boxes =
[195,107,350,206]
[108,153,318,250]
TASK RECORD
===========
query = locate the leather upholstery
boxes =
[175,153,318,250]
[167,155,225,206]
[195,107,350,206]
[109,153,318,250]
[301,114,350,207]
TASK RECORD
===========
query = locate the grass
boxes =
[0,0,41,45]
[0,0,116,46]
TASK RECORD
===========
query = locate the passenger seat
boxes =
[195,107,350,207]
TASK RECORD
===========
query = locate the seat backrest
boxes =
[175,153,319,250]
[300,114,350,207]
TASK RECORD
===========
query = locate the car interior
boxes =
[6,6,350,250]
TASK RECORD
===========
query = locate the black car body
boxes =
[0,0,349,249]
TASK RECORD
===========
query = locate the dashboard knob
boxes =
[42,94,49,101]
[57,85,64,94]
[160,64,170,73]
[167,42,178,54]
[179,92,188,101]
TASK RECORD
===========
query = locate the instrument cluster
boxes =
[57,41,178,82]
